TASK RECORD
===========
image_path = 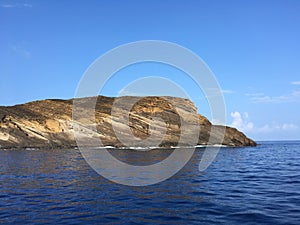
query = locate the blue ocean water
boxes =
[0,141,300,224]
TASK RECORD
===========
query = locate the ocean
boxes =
[0,141,300,224]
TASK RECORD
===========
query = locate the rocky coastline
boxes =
[0,96,256,149]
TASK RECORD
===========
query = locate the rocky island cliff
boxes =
[0,96,256,149]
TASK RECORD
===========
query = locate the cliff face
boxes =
[0,96,256,149]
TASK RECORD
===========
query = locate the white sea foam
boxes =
[194,145,206,148]
[25,147,36,151]
[92,144,228,150]
[95,146,115,149]
[212,144,228,148]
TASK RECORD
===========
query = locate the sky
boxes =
[1,0,300,141]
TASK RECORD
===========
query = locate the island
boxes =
[0,96,256,149]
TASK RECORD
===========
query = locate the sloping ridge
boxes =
[0,96,256,149]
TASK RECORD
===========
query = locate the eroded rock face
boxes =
[0,96,256,149]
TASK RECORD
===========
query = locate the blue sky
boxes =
[1,0,300,141]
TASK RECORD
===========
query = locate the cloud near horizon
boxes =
[250,91,300,103]
[230,111,298,135]
[0,3,32,8]
[291,81,300,85]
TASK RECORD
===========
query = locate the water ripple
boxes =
[0,142,300,224]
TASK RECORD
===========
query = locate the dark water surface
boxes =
[1,141,300,224]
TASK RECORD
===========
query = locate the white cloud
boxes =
[250,91,300,103]
[291,81,300,85]
[282,123,298,130]
[0,3,32,8]
[23,3,32,7]
[245,93,265,97]
[222,89,234,94]
[230,111,253,132]
[0,4,14,7]
[255,123,298,133]
[230,111,298,134]
[11,45,31,59]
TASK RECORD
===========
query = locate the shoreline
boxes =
[0,144,253,151]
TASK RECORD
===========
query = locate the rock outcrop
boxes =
[0,96,256,149]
